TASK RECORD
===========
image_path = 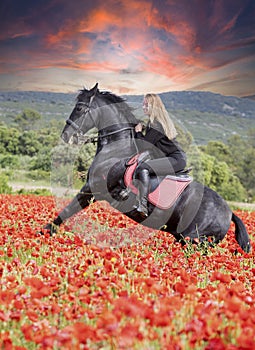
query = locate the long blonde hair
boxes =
[145,93,177,140]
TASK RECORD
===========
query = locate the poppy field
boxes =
[0,194,255,350]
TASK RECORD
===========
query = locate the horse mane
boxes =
[78,88,138,124]
[100,91,125,105]
[100,91,138,122]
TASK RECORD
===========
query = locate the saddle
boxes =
[124,153,192,210]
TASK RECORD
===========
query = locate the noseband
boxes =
[65,101,93,136]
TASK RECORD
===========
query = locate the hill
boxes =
[0,90,255,144]
[243,94,255,100]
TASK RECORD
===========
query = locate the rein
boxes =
[65,97,139,152]
[77,126,135,145]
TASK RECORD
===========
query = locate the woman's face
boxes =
[142,98,150,116]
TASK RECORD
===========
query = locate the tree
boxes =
[200,141,232,166]
[227,132,254,200]
[247,128,255,148]
[14,109,41,131]
[0,154,20,169]
[29,148,51,172]
[0,173,12,194]
[0,125,20,154]
[175,123,193,152]
[187,147,247,201]
[18,131,41,156]
[37,128,59,149]
[75,143,97,173]
[227,134,248,172]
[242,148,255,200]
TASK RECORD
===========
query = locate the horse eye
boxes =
[76,106,82,112]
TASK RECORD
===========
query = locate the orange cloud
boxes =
[219,13,239,35]
[148,9,196,50]
[1,0,254,96]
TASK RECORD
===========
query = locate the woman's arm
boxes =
[135,123,145,140]
[135,123,143,133]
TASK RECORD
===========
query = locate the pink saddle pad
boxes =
[124,155,192,209]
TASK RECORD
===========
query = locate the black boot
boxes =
[135,169,150,218]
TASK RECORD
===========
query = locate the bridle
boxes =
[65,100,93,136]
[64,97,137,146]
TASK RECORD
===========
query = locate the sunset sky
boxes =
[0,0,254,96]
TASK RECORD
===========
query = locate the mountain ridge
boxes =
[1,90,254,144]
[1,89,255,117]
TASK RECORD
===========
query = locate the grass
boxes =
[228,201,255,212]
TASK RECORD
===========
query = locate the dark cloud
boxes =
[0,0,254,95]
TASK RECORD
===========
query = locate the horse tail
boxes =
[232,212,251,253]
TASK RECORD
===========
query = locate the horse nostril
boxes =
[61,132,69,143]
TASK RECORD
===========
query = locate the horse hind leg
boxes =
[176,208,231,249]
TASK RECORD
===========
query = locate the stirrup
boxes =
[137,151,151,163]
[134,199,148,217]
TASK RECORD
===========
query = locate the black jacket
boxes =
[136,122,184,159]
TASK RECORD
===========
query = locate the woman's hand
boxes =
[135,123,143,132]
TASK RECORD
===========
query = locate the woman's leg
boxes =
[134,167,150,217]
[133,155,186,217]
[140,155,186,176]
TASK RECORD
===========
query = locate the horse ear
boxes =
[90,83,98,96]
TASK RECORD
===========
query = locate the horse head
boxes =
[61,83,138,145]
[61,83,99,144]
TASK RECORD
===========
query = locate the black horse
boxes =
[44,83,250,253]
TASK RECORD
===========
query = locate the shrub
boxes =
[0,173,12,194]
[0,154,20,169]
[27,170,50,181]
[16,188,52,196]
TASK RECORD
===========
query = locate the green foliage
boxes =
[175,122,193,152]
[74,143,97,174]
[2,91,255,144]
[247,128,255,148]
[226,135,248,172]
[14,108,42,131]
[0,125,20,154]
[173,109,255,144]
[27,170,50,181]
[0,99,254,202]
[210,161,246,201]
[50,144,77,187]
[18,131,41,156]
[242,148,255,201]
[16,188,52,196]
[202,134,255,201]
[50,143,96,187]
[200,141,233,166]
[29,149,52,172]
[0,173,12,194]
[37,128,59,148]
[0,154,20,169]
[188,147,247,201]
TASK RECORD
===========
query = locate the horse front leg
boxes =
[42,183,94,235]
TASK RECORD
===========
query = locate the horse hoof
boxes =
[133,204,148,218]
[38,223,58,236]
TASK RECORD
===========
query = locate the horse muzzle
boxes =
[61,131,78,145]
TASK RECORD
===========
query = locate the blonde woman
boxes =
[134,93,187,217]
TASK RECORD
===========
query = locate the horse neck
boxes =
[94,100,138,157]
[95,123,137,159]
[95,98,138,129]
